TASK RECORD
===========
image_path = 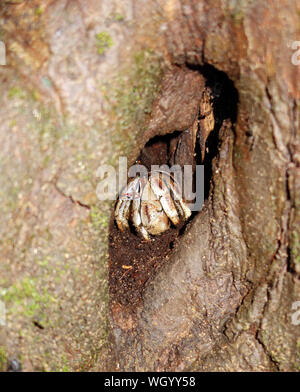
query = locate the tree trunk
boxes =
[109,0,300,371]
[0,0,299,372]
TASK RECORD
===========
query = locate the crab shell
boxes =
[114,171,191,240]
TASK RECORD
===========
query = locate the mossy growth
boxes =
[56,354,71,372]
[114,14,124,21]
[8,86,26,99]
[35,6,43,16]
[102,48,163,164]
[91,205,110,231]
[96,32,114,55]
[291,231,300,264]
[3,277,55,321]
[110,13,124,22]
[0,346,7,371]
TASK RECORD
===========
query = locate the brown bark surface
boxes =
[0,0,299,372]
[109,0,300,371]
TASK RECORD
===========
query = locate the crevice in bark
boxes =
[265,85,290,162]
[109,64,239,307]
[286,99,299,277]
[192,64,238,200]
[286,172,293,275]
[254,286,281,370]
[51,181,91,210]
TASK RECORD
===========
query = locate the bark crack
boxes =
[254,326,280,371]
[52,181,91,210]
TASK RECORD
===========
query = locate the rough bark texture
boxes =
[0,0,299,372]
[109,0,300,371]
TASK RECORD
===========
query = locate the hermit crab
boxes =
[114,87,215,241]
[114,170,192,241]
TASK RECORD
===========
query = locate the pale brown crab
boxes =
[114,88,215,241]
[115,170,192,240]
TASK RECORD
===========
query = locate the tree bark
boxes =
[109,0,300,371]
[1,0,298,372]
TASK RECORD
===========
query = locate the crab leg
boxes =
[131,197,150,240]
[149,172,180,226]
[130,177,151,240]
[162,173,192,221]
[114,178,139,232]
[114,198,131,231]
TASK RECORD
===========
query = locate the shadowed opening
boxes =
[108,64,238,306]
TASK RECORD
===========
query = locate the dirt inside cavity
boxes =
[108,130,192,307]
